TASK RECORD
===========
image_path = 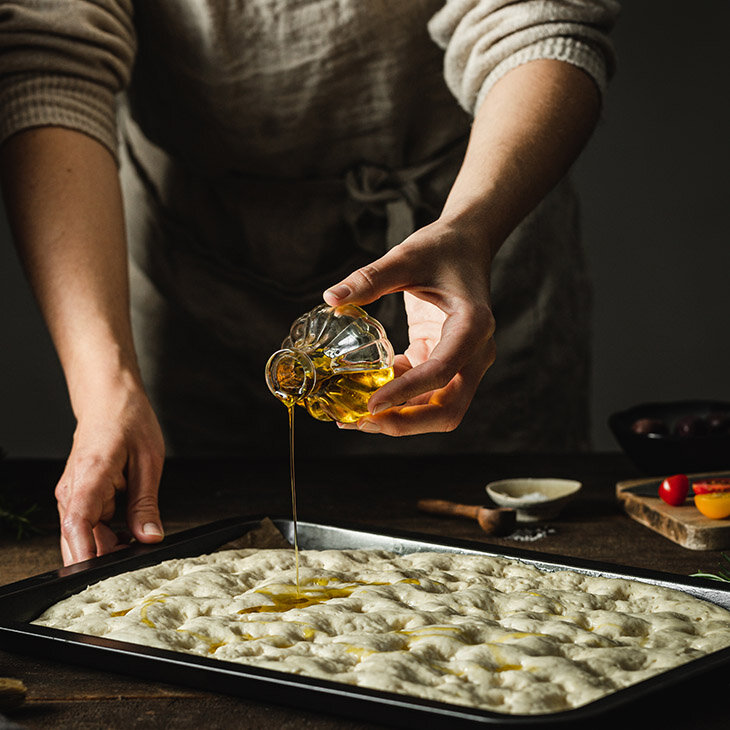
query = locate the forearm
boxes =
[441,59,601,257]
[327,58,602,433]
[0,127,141,413]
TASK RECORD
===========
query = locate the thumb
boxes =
[126,452,165,543]
[323,249,409,307]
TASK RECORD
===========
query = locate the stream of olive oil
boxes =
[275,365,394,597]
[288,403,300,594]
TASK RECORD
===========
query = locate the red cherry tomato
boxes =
[659,474,690,506]
[692,478,730,495]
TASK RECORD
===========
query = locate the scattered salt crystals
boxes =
[509,491,549,503]
[509,526,557,542]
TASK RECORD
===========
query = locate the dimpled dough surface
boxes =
[33,549,730,715]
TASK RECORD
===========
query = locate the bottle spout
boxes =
[265,348,316,406]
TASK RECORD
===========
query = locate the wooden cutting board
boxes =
[616,472,730,550]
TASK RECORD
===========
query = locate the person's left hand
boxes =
[323,217,496,436]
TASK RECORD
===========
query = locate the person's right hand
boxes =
[54,379,166,566]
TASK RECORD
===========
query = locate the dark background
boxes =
[1,2,728,457]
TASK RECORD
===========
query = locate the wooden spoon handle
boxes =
[417,498,481,521]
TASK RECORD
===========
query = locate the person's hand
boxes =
[55,378,165,565]
[323,216,496,435]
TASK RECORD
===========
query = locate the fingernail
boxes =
[370,402,392,415]
[325,284,351,301]
[143,522,164,537]
[358,420,381,434]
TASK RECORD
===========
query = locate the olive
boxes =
[630,417,668,437]
[706,411,730,435]
[674,414,708,438]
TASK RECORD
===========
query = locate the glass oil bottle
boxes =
[265,303,394,422]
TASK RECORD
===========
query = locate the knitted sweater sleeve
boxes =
[0,0,135,160]
[428,0,620,115]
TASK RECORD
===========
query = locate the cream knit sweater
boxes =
[0,1,618,159]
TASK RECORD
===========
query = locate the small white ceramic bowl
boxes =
[486,478,582,523]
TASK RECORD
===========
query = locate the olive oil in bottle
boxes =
[267,348,394,423]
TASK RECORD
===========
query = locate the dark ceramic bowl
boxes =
[609,400,730,476]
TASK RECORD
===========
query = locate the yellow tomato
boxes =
[694,492,730,520]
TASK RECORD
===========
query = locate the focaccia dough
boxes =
[34,549,730,715]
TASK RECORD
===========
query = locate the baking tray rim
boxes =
[1,514,729,728]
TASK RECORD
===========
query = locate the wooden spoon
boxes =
[417,498,516,536]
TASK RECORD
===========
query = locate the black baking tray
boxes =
[1,516,730,728]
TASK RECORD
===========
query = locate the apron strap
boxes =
[344,136,468,249]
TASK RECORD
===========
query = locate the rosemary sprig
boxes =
[0,447,42,540]
[691,553,730,583]
[0,500,41,540]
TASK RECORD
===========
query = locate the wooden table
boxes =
[1,453,729,729]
